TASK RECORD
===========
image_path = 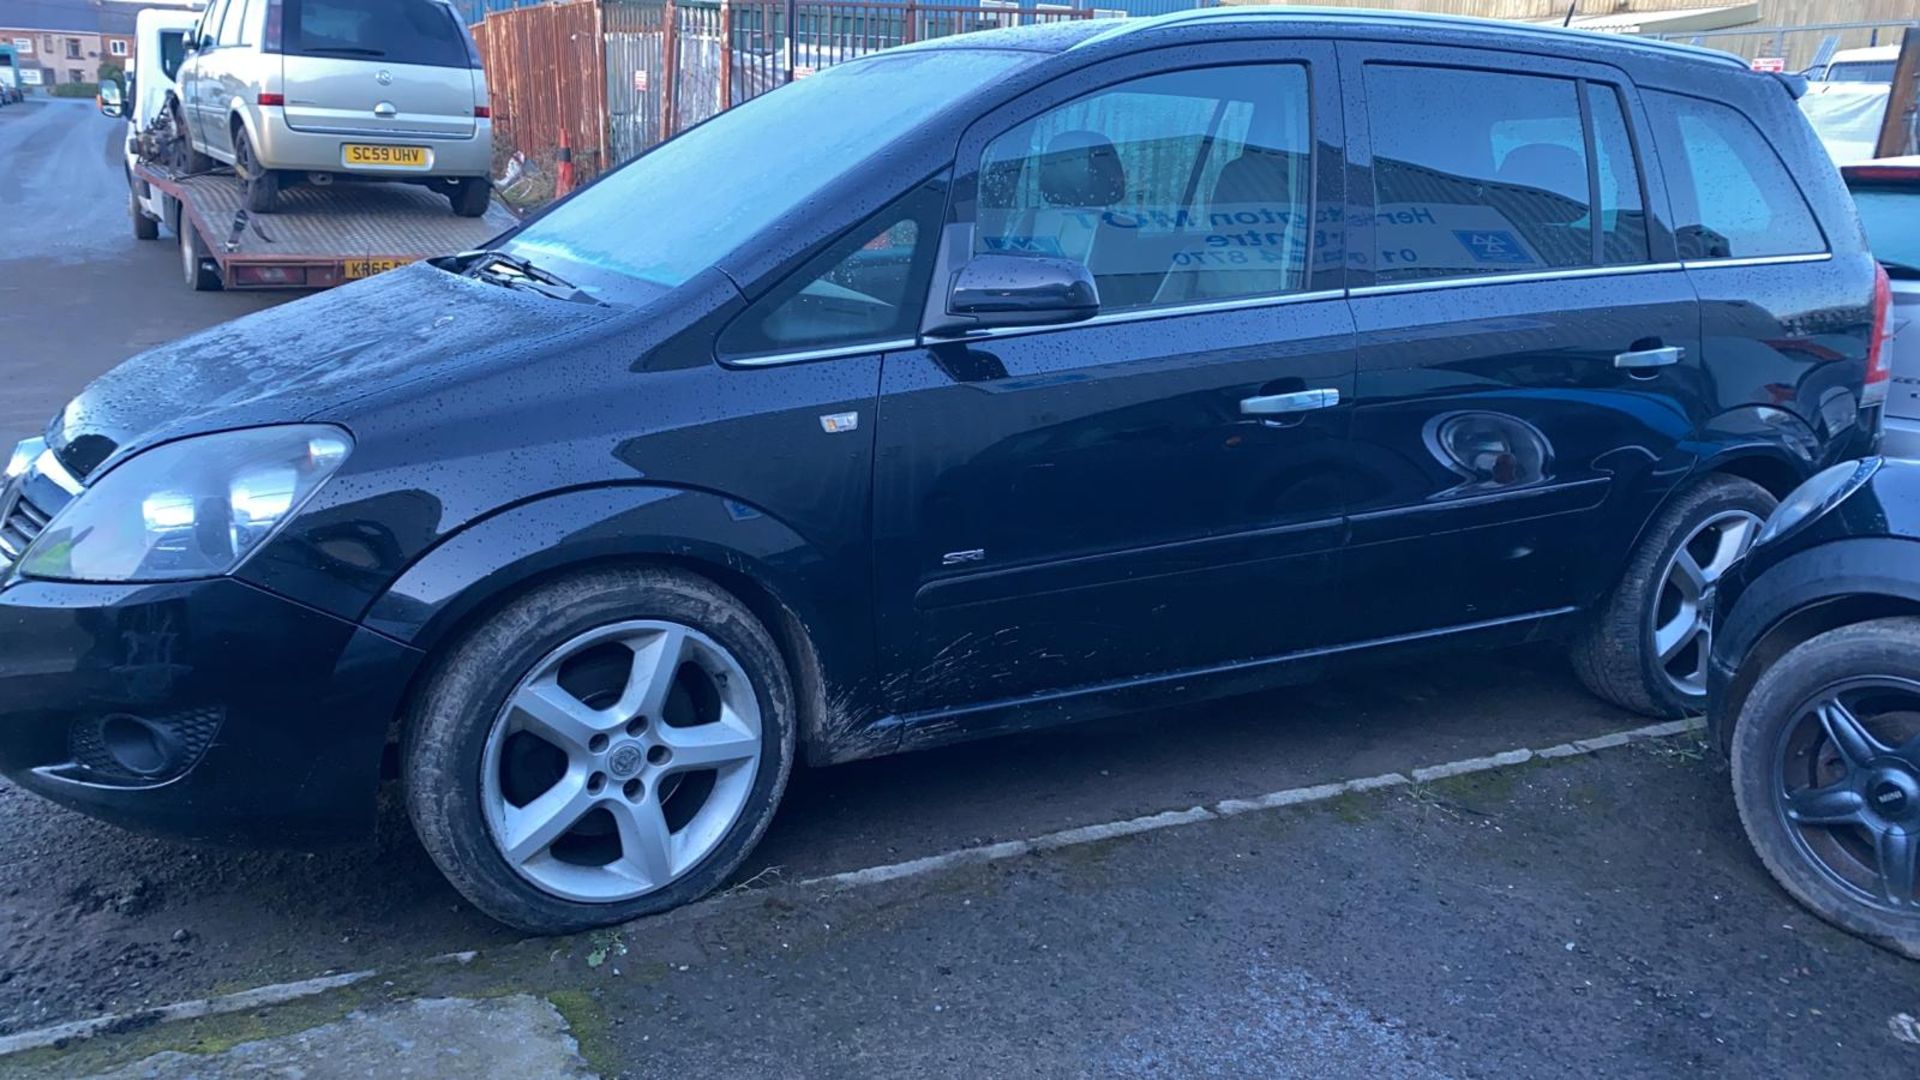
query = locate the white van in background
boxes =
[1812,45,1901,85]
[118,8,204,240]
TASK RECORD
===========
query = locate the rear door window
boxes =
[1646,90,1826,260]
[1362,64,1650,283]
[283,0,473,69]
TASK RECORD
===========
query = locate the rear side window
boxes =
[976,63,1315,312]
[282,0,474,69]
[1362,65,1650,284]
[1646,91,1826,260]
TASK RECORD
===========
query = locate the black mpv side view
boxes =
[0,9,1888,932]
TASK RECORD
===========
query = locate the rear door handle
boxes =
[1614,346,1685,370]
[1240,388,1341,416]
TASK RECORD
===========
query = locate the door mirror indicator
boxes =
[935,254,1099,334]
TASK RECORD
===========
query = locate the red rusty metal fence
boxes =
[475,0,1095,184]
[472,1,613,180]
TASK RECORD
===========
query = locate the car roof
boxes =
[1830,45,1901,63]
[919,7,1748,72]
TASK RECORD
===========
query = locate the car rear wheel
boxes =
[180,219,221,291]
[233,127,280,213]
[405,567,797,934]
[1572,474,1775,718]
[449,177,491,218]
[1730,618,1920,959]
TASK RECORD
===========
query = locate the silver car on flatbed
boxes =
[172,0,493,216]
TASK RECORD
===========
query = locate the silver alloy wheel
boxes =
[481,620,763,904]
[1652,509,1763,697]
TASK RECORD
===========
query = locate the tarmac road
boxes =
[1,92,1917,1077]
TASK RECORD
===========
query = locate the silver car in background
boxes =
[172,0,494,216]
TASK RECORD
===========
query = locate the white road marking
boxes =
[0,716,1704,1059]
[0,970,375,1058]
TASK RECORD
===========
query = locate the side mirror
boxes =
[98,81,123,118]
[937,253,1099,334]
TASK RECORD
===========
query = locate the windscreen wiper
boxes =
[462,250,603,306]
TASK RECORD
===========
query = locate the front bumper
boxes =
[254,111,494,179]
[0,575,422,843]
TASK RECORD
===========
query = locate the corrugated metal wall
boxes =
[471,1,612,176]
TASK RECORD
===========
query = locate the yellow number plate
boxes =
[342,144,431,169]
[344,258,407,280]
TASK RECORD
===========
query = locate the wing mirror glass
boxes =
[97,80,123,118]
[935,253,1100,334]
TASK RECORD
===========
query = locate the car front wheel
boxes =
[1730,618,1920,959]
[405,567,797,934]
[1573,474,1775,718]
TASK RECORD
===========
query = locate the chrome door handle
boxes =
[1614,346,1684,369]
[373,103,399,118]
[1241,388,1341,416]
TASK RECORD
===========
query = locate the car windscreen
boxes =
[1825,61,1897,84]
[281,0,474,69]
[502,48,1039,300]
[1849,183,1920,278]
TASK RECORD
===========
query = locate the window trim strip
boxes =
[1348,260,1686,297]
[1679,252,1833,270]
[724,253,1835,367]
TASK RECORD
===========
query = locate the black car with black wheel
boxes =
[0,11,1889,934]
[1710,457,1920,958]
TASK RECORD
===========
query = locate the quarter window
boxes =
[717,184,943,360]
[975,64,1315,313]
[1646,91,1826,260]
[1363,65,1650,282]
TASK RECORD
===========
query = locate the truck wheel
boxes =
[450,178,491,218]
[1572,474,1776,718]
[404,566,797,934]
[234,128,280,213]
[181,222,222,292]
[130,184,159,241]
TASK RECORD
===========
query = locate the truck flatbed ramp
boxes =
[138,164,517,290]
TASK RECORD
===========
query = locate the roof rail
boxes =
[1077,5,1749,71]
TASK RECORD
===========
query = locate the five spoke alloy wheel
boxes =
[1774,679,1920,913]
[406,567,795,934]
[1730,618,1920,958]
[482,620,764,904]
[1650,509,1761,698]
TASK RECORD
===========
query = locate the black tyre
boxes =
[449,177,491,218]
[129,182,159,241]
[405,566,797,935]
[169,101,213,173]
[1573,474,1776,718]
[1730,618,1920,959]
[180,219,222,292]
[233,127,280,213]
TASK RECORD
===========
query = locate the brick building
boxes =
[0,0,195,89]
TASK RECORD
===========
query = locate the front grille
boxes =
[0,487,51,564]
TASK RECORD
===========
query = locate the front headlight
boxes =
[5,436,43,481]
[1755,457,1882,548]
[18,425,352,583]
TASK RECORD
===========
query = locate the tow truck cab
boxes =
[125,9,202,231]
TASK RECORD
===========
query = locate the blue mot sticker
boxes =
[1451,229,1532,264]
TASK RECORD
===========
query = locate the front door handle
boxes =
[1614,345,1685,370]
[1240,388,1341,417]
